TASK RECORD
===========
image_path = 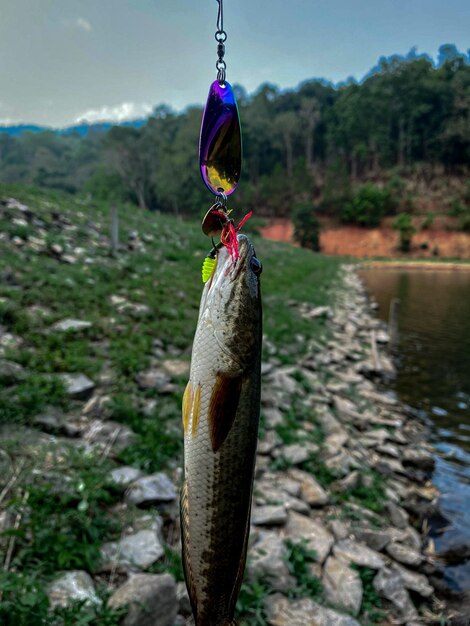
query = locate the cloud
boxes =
[63,17,92,32]
[75,102,153,124]
[76,17,92,32]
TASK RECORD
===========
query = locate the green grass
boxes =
[0,446,124,625]
[110,394,183,472]
[332,471,386,514]
[284,540,323,600]
[5,449,121,576]
[236,573,272,626]
[0,572,127,626]
[352,566,386,625]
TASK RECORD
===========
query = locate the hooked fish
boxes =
[181,234,262,626]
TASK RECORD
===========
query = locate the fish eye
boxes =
[250,256,263,275]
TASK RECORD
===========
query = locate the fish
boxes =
[181,233,262,626]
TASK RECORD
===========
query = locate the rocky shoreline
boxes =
[242,266,450,626]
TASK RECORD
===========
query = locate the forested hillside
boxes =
[0,45,468,220]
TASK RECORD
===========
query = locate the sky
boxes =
[0,0,468,127]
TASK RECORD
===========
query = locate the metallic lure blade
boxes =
[199,80,242,197]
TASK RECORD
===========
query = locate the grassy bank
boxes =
[0,185,343,623]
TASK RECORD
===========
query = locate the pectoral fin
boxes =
[208,373,242,452]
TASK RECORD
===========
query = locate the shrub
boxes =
[342,184,396,227]
[292,202,320,251]
[420,213,435,230]
[393,213,416,252]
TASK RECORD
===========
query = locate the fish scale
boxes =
[182,235,262,626]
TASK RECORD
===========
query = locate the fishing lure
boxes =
[201,251,217,283]
[198,0,250,266]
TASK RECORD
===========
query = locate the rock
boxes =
[284,511,334,564]
[268,367,300,395]
[272,474,303,497]
[376,443,401,458]
[362,428,389,444]
[288,469,329,506]
[316,410,344,435]
[0,359,26,384]
[373,567,418,622]
[375,457,407,477]
[60,373,95,399]
[333,539,384,569]
[386,542,423,567]
[391,563,433,597]
[257,486,310,515]
[331,470,360,493]
[100,529,164,570]
[136,369,175,393]
[329,520,350,541]
[277,442,318,465]
[176,581,192,616]
[333,396,362,423]
[323,556,363,616]
[352,527,395,552]
[47,571,101,609]
[248,532,295,592]
[325,449,355,475]
[52,319,92,332]
[386,502,409,529]
[50,243,63,256]
[161,359,190,378]
[402,448,435,471]
[126,473,177,506]
[262,407,284,428]
[82,394,112,418]
[0,332,23,354]
[375,329,390,344]
[4,197,32,217]
[438,542,470,566]
[33,408,81,437]
[252,505,288,526]
[108,573,178,626]
[323,432,348,457]
[310,305,331,318]
[83,420,137,453]
[265,593,361,626]
[258,430,282,455]
[110,466,144,488]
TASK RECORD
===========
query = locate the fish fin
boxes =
[208,373,243,452]
[180,480,198,621]
[191,383,201,438]
[182,382,193,434]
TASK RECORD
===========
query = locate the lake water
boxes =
[359,267,470,591]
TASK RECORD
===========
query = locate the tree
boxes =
[292,201,320,250]
[274,111,299,179]
[105,127,152,209]
[300,97,320,173]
